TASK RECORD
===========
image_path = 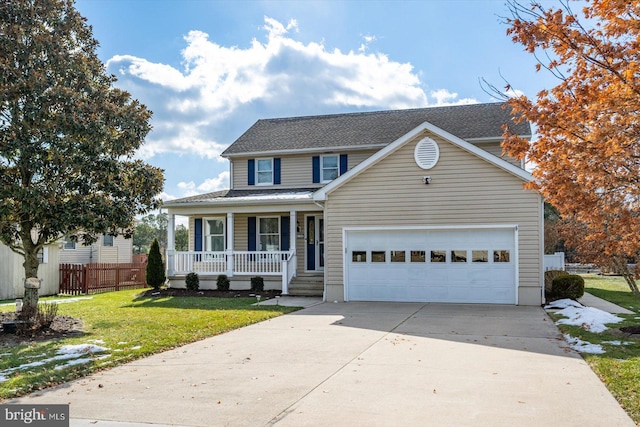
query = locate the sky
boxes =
[74,0,559,204]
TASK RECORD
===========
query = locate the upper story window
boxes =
[256,158,273,185]
[321,155,339,183]
[313,154,347,184]
[63,237,76,250]
[103,234,114,247]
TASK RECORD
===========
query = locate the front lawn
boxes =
[0,289,298,399]
[551,274,640,424]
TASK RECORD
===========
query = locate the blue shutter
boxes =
[274,158,281,185]
[312,156,320,183]
[194,218,203,252]
[281,216,290,251]
[248,217,257,251]
[340,154,348,175]
[248,159,255,186]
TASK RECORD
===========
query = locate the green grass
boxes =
[0,289,298,399]
[551,274,640,424]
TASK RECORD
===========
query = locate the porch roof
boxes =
[164,187,318,207]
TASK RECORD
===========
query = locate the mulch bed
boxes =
[0,312,83,347]
[138,288,282,299]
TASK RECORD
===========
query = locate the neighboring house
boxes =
[0,242,60,300]
[59,234,133,264]
[164,102,544,306]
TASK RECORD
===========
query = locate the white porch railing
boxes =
[169,250,296,280]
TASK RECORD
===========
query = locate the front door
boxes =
[306,215,324,271]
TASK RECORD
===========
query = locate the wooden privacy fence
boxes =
[59,263,147,295]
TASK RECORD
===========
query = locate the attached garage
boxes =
[344,226,517,304]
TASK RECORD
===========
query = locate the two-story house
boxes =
[164,102,544,305]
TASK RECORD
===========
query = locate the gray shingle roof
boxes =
[221,102,530,156]
[164,188,318,205]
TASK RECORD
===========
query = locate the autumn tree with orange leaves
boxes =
[499,0,640,296]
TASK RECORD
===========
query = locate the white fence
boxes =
[169,250,294,276]
[544,252,565,271]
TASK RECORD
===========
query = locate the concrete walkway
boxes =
[579,292,635,314]
[9,302,633,427]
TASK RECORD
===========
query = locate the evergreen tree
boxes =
[146,239,166,289]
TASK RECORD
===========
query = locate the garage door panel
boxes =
[346,228,516,304]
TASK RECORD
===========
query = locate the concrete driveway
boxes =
[10,302,634,427]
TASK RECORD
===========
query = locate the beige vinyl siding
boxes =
[324,130,542,305]
[231,150,378,190]
[0,243,60,299]
[59,235,133,264]
[478,143,522,168]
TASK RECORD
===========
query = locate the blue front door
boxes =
[306,216,316,270]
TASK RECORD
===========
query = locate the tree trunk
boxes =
[612,256,640,298]
[22,246,40,314]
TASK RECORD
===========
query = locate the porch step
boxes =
[288,275,323,297]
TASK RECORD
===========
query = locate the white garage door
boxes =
[345,227,516,304]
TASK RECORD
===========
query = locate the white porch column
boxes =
[290,210,297,278]
[227,212,234,277]
[167,213,175,277]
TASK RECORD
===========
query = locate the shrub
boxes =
[216,274,230,291]
[250,276,264,292]
[544,269,569,299]
[36,302,59,329]
[186,273,200,291]
[146,238,166,290]
[551,274,585,300]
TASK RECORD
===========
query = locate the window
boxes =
[430,250,446,263]
[451,250,467,263]
[204,217,225,251]
[494,250,510,263]
[63,237,76,250]
[371,251,386,262]
[472,250,489,262]
[411,250,426,262]
[258,217,280,251]
[103,235,114,247]
[390,251,406,262]
[37,247,48,264]
[352,251,366,262]
[321,155,339,182]
[256,158,273,185]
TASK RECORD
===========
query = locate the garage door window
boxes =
[352,251,367,262]
[431,250,446,262]
[372,251,386,262]
[411,251,426,262]
[472,250,489,262]
[391,251,406,262]
[451,250,467,263]
[494,250,510,262]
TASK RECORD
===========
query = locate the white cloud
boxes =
[107,16,477,162]
[197,171,230,192]
[430,89,477,106]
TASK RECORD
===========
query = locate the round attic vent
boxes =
[414,137,440,169]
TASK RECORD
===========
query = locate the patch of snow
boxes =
[544,298,584,309]
[563,334,605,354]
[117,342,128,345]
[54,354,111,371]
[58,344,108,355]
[602,340,628,346]
[0,343,109,383]
[87,339,105,344]
[554,306,623,333]
[130,346,142,350]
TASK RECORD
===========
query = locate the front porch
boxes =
[166,250,297,293]
[164,190,326,295]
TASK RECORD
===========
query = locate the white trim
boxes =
[255,157,274,186]
[167,201,320,216]
[223,144,388,159]
[342,224,519,304]
[466,134,531,143]
[229,162,234,189]
[314,121,532,201]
